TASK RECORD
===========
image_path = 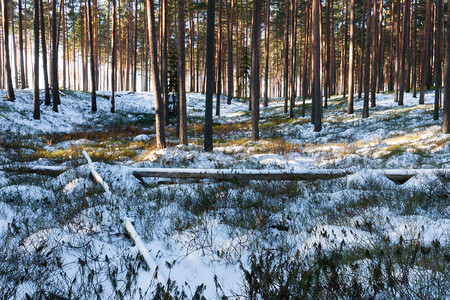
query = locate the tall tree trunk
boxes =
[2,0,14,101]
[87,0,96,112]
[283,1,289,113]
[339,0,348,97]
[399,0,410,106]
[204,0,215,151]
[358,0,366,99]
[10,0,17,88]
[301,0,310,117]
[370,0,378,107]
[388,0,394,91]
[227,0,234,104]
[412,0,417,97]
[111,0,116,113]
[363,0,372,118]
[330,0,335,95]
[419,0,432,105]
[393,0,400,102]
[189,0,194,92]
[405,1,411,92]
[24,0,28,87]
[161,0,169,125]
[18,0,25,89]
[196,6,200,92]
[147,0,166,148]
[289,0,297,118]
[376,0,383,92]
[311,0,321,131]
[62,0,66,89]
[434,0,442,120]
[132,0,138,92]
[443,0,450,133]
[325,0,331,107]
[33,0,40,119]
[52,0,59,112]
[250,0,260,140]
[216,0,222,116]
[347,0,355,114]
[178,0,187,144]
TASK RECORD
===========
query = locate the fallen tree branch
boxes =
[123,218,168,281]
[130,168,353,181]
[0,165,70,176]
[129,167,450,184]
[82,150,111,194]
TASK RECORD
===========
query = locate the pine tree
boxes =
[33,0,40,119]
[250,0,261,139]
[2,0,15,101]
[147,0,166,148]
[204,0,216,151]
[312,0,321,131]
[178,0,187,145]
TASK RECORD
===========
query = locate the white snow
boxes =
[0,88,448,298]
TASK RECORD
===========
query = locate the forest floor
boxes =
[0,88,449,299]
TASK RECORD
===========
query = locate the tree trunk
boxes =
[419,0,432,105]
[18,0,25,89]
[178,0,187,145]
[24,0,28,87]
[388,0,394,91]
[10,0,18,88]
[196,6,200,92]
[111,0,116,113]
[132,0,138,92]
[412,0,417,97]
[370,0,378,107]
[147,0,166,148]
[40,0,50,104]
[301,0,310,117]
[289,0,297,118]
[394,0,400,102]
[443,0,450,133]
[283,1,289,113]
[2,0,14,101]
[160,0,169,126]
[347,0,355,114]
[52,0,59,112]
[226,0,234,104]
[216,0,223,116]
[325,0,331,106]
[250,0,260,140]
[87,0,96,112]
[62,0,66,89]
[263,0,270,107]
[204,0,215,151]
[358,0,366,99]
[398,0,410,106]
[33,0,40,119]
[376,0,383,92]
[339,0,348,97]
[434,0,442,120]
[312,0,321,131]
[363,0,372,118]
[189,0,194,92]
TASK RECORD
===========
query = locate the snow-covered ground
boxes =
[0,88,448,298]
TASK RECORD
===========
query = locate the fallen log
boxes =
[130,167,450,184]
[123,218,168,281]
[130,168,353,181]
[0,165,70,176]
